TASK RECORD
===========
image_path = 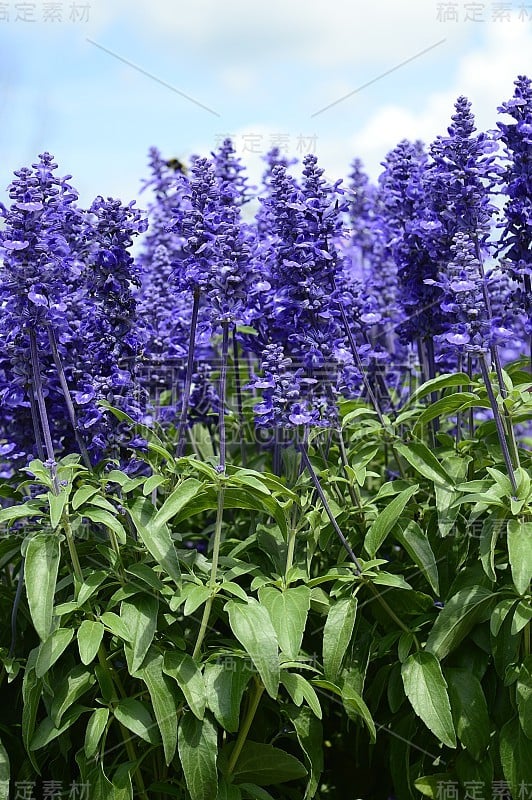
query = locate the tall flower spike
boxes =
[496,75,532,338]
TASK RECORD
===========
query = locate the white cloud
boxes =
[105,0,466,67]
[332,20,532,181]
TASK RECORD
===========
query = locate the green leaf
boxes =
[30,705,87,750]
[409,372,472,403]
[239,785,274,800]
[445,667,490,759]
[22,657,42,771]
[114,698,159,744]
[184,585,212,616]
[322,595,357,682]
[507,519,532,595]
[121,594,158,673]
[72,484,99,510]
[365,485,419,556]
[35,628,74,678]
[0,500,44,525]
[500,716,532,798]
[517,656,532,739]
[77,570,108,605]
[225,599,279,699]
[127,496,181,586]
[228,741,307,786]
[178,713,218,800]
[394,442,453,487]
[204,660,251,733]
[217,779,242,800]
[414,774,454,799]
[153,478,202,527]
[394,520,439,595]
[415,392,479,427]
[84,707,109,760]
[47,489,68,529]
[100,612,132,642]
[80,507,127,545]
[163,652,206,720]
[51,664,96,727]
[134,649,179,765]
[280,673,322,719]
[77,620,105,665]
[342,685,376,743]
[258,585,310,660]
[425,586,495,660]
[511,600,532,635]
[401,652,456,748]
[285,705,323,800]
[0,738,9,800]
[25,532,61,640]
[479,517,501,582]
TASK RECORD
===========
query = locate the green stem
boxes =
[227,677,265,776]
[192,485,225,659]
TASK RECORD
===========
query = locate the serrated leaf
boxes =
[84,707,109,760]
[507,519,532,595]
[225,599,279,699]
[114,698,159,744]
[365,485,419,556]
[401,652,456,748]
[204,660,251,733]
[163,652,206,720]
[36,628,74,678]
[322,595,357,682]
[258,585,310,660]
[121,594,158,673]
[178,713,218,800]
[25,532,60,640]
[77,620,105,665]
[426,586,495,660]
[445,668,489,759]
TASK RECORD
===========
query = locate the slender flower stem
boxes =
[176,288,201,458]
[28,328,59,494]
[479,355,518,494]
[46,324,91,469]
[28,386,45,461]
[298,444,363,574]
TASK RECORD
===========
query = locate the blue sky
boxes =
[1,0,531,208]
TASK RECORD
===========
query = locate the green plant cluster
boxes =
[0,365,531,800]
